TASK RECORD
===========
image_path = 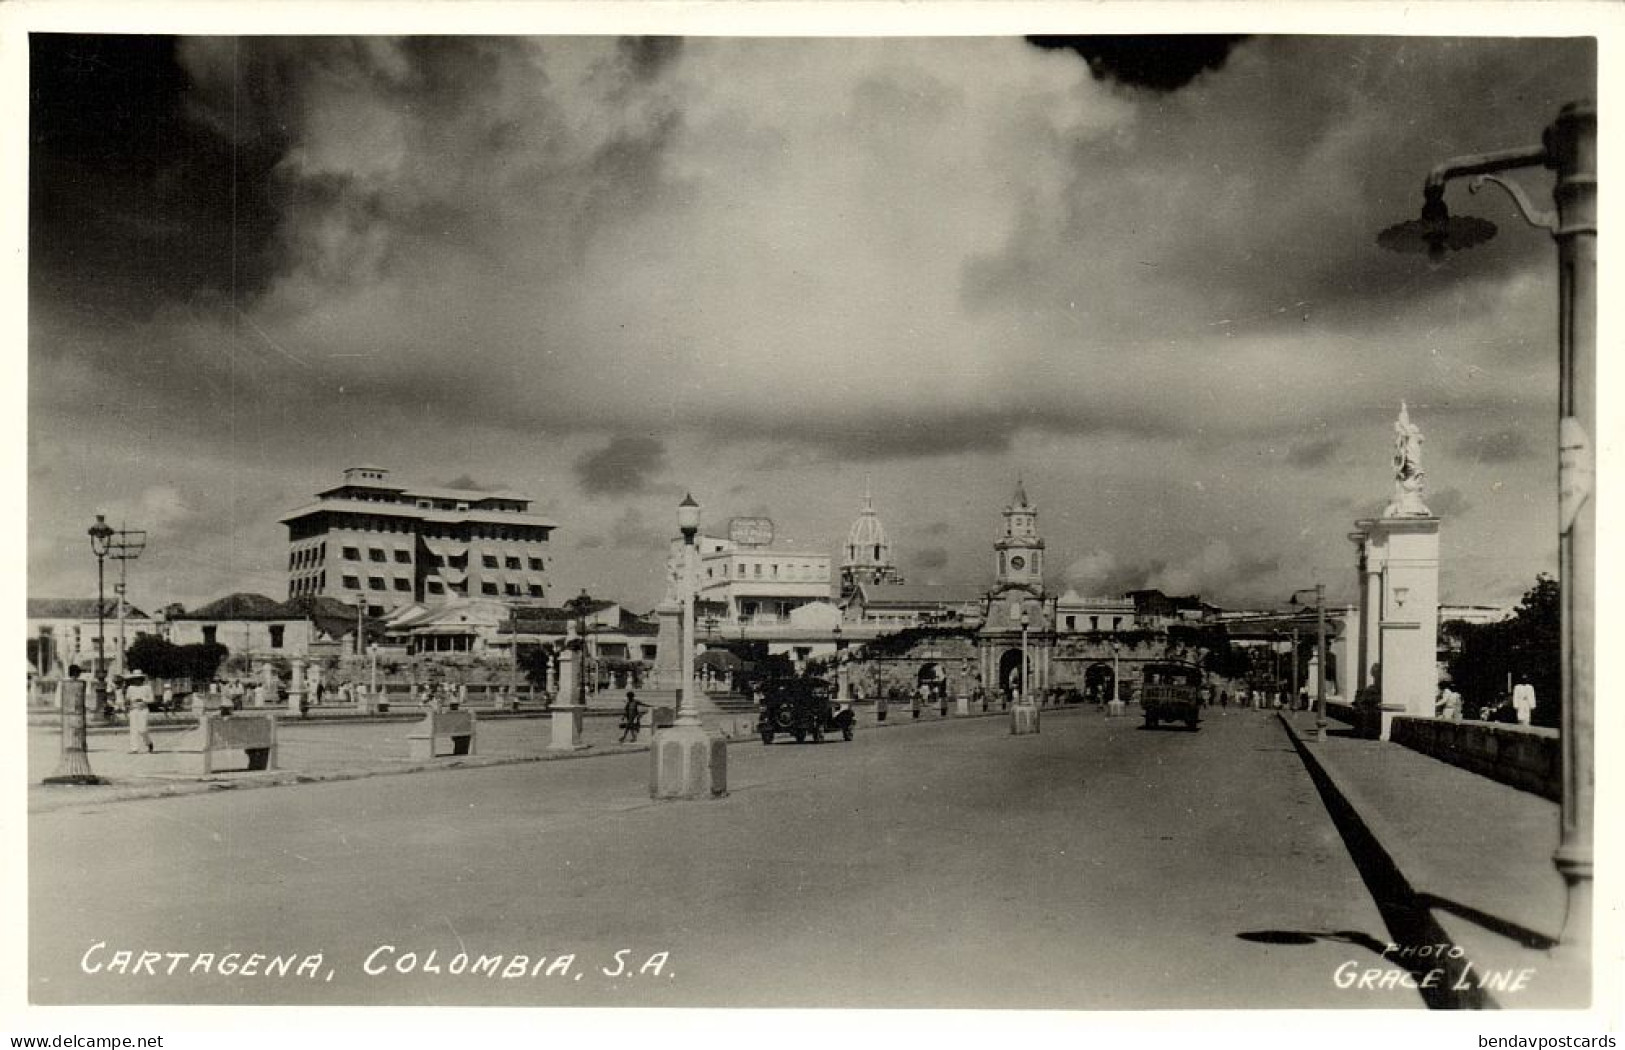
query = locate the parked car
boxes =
[759,677,855,744]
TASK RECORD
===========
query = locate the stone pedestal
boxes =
[549,704,588,751]
[1106,699,1126,718]
[355,681,373,716]
[1354,515,1440,739]
[1010,699,1040,735]
[287,657,306,716]
[955,696,970,716]
[649,721,728,799]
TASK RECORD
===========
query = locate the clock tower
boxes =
[994,476,1045,596]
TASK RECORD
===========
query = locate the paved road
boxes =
[30,706,1420,1009]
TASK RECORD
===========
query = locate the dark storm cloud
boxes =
[1025,36,1248,92]
[1458,427,1534,464]
[618,36,683,81]
[29,35,287,314]
[438,474,505,492]
[575,436,669,496]
[913,547,950,570]
[968,37,1593,335]
[1287,437,1342,468]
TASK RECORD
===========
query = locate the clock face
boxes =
[1009,555,1026,571]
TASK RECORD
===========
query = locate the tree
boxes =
[516,643,555,690]
[1445,575,1560,727]
[126,635,184,680]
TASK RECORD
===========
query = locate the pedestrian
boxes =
[876,691,889,722]
[1512,676,1537,725]
[619,690,647,743]
[1219,689,1229,709]
[126,672,154,753]
[911,689,923,720]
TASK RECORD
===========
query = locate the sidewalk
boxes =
[27,697,1001,813]
[1278,710,1588,1009]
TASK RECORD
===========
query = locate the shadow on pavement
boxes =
[1285,725,1492,1009]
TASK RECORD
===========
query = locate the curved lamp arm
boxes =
[1469,174,1557,232]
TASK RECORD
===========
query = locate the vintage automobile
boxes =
[1139,660,1204,730]
[758,677,855,745]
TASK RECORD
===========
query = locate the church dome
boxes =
[844,488,891,568]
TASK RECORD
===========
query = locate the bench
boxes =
[408,709,476,760]
[175,714,278,775]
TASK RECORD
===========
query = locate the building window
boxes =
[505,556,521,570]
[528,558,544,571]
[368,577,385,591]
[369,549,387,563]
[482,555,499,569]
[528,584,544,597]
[394,550,411,564]
[202,626,217,646]
[427,580,445,595]
[481,582,499,596]
[269,625,285,649]
[1090,616,1099,631]
[505,583,521,596]
[1065,616,1076,631]
[343,575,360,590]
[343,547,361,561]
[394,578,411,592]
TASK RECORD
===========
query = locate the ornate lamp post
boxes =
[1019,609,1030,702]
[1380,100,1594,949]
[1290,585,1328,743]
[832,622,848,700]
[88,515,114,722]
[45,516,115,784]
[651,494,727,798]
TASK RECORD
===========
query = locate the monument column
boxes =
[1355,403,1441,740]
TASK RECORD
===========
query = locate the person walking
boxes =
[125,672,154,753]
[1512,675,1537,725]
[619,690,647,743]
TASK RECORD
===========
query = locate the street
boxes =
[31,706,1418,1009]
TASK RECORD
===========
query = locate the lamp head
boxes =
[1378,188,1497,267]
[88,513,114,555]
[677,493,701,540]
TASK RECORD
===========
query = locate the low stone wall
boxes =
[1325,700,1381,738]
[1388,716,1561,802]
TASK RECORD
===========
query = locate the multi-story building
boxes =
[665,517,834,629]
[280,466,558,616]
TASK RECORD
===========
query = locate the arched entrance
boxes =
[1084,662,1116,704]
[916,662,943,698]
[998,648,1026,699]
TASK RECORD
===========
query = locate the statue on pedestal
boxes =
[1384,401,1432,517]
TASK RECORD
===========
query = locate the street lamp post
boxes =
[45,516,115,784]
[1291,585,1329,743]
[833,623,848,700]
[88,515,114,723]
[651,494,727,798]
[1020,610,1030,702]
[1380,100,1594,948]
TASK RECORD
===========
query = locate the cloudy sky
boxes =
[26,28,1596,615]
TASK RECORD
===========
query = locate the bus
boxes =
[1139,660,1204,730]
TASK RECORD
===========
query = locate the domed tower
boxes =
[840,476,903,598]
[994,475,1045,596]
